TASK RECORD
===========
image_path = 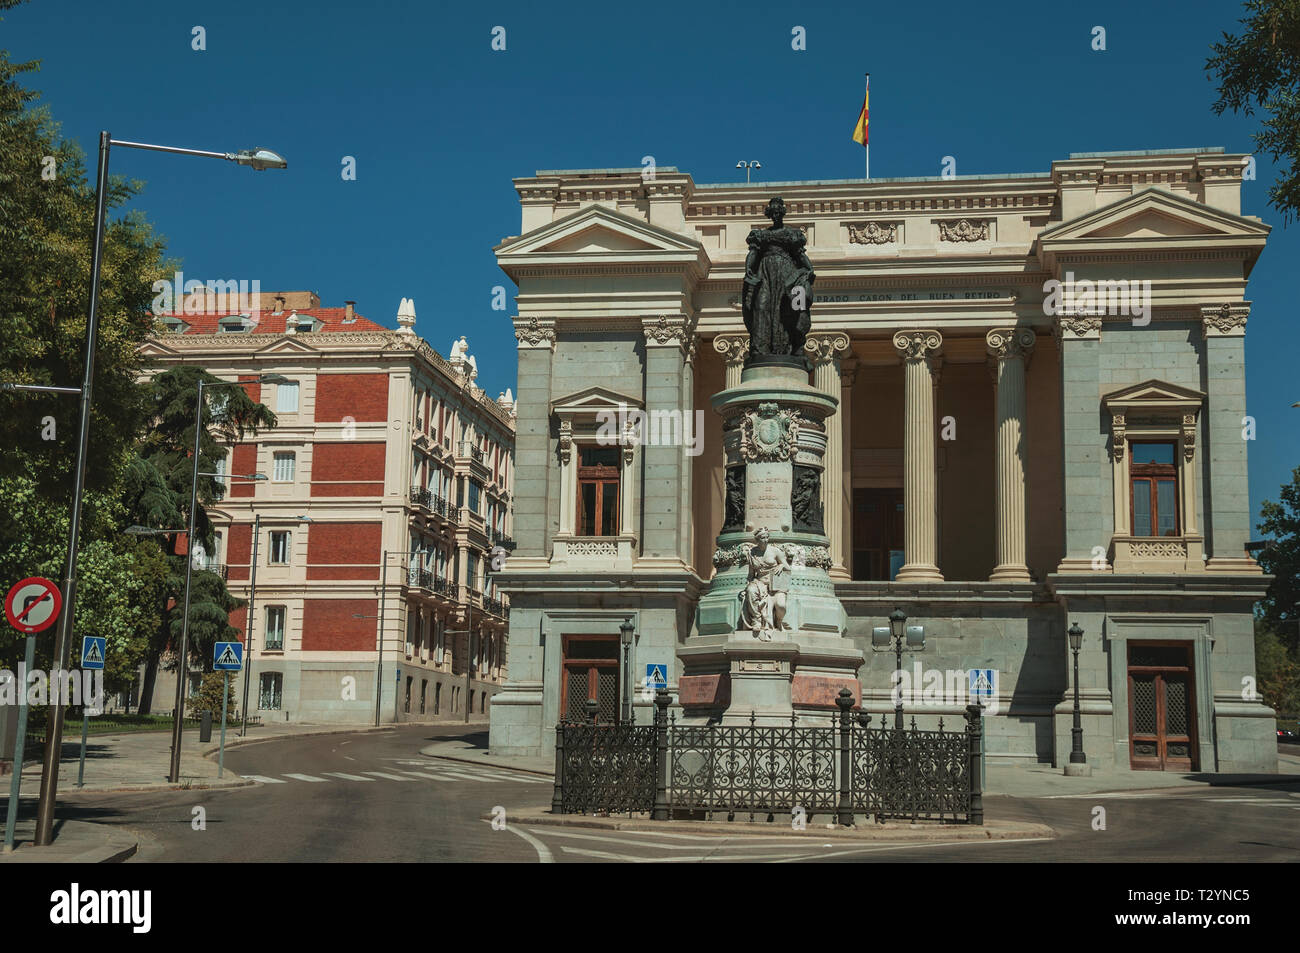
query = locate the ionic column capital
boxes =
[1052,312,1102,344]
[513,316,556,349]
[1201,302,1249,338]
[985,327,1036,362]
[803,331,851,366]
[712,333,750,367]
[892,329,943,362]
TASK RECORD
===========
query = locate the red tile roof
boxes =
[163,307,388,334]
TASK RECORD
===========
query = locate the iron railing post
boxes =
[653,689,670,820]
[835,688,854,826]
[966,703,984,825]
[551,721,565,815]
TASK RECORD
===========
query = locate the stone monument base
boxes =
[677,633,863,726]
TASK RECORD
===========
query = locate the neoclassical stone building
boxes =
[489,148,1276,774]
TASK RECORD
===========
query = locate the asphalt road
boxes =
[54,727,1300,863]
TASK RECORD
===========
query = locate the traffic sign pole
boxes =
[218,672,229,779]
[3,634,36,852]
[76,709,89,788]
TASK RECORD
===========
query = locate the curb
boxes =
[419,746,555,778]
[199,724,397,759]
[493,807,1055,842]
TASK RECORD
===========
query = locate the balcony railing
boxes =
[198,562,229,580]
[491,531,516,551]
[484,595,507,617]
[468,445,484,464]
[409,485,431,508]
[432,576,458,601]
[406,567,434,589]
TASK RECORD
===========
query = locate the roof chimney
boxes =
[344,300,356,322]
[273,295,285,314]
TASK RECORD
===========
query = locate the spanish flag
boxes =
[852,75,869,146]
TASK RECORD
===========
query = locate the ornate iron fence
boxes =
[552,689,983,825]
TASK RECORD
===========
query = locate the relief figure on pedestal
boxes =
[738,527,792,641]
[742,197,816,358]
[791,464,824,535]
[723,466,746,531]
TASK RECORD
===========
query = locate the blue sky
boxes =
[7,0,1298,528]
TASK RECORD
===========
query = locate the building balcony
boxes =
[483,595,507,618]
[432,576,459,601]
[198,562,229,580]
[550,534,637,571]
[406,567,434,590]
[491,531,517,551]
[409,485,432,508]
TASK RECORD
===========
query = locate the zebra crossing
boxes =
[240,759,550,788]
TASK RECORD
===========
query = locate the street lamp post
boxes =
[736,160,761,183]
[168,372,283,784]
[619,617,635,724]
[1067,622,1087,769]
[889,608,907,729]
[29,132,285,845]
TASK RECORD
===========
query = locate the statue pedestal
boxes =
[680,361,864,724]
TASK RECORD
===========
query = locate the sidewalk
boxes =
[421,733,554,775]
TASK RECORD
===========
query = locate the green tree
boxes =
[1255,620,1300,718]
[133,367,275,711]
[1255,465,1300,655]
[186,671,238,722]
[1207,0,1300,223]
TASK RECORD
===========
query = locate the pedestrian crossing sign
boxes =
[214,641,243,671]
[969,668,996,700]
[80,636,106,670]
[645,664,667,691]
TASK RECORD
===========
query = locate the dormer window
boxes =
[219,315,252,333]
[287,311,319,333]
[160,316,189,333]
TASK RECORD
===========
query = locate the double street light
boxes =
[21,133,286,845]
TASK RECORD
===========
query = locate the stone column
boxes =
[511,317,555,562]
[805,332,851,581]
[839,357,858,579]
[892,330,944,583]
[986,328,1036,582]
[713,334,749,389]
[1201,303,1256,572]
[1053,313,1103,573]
[641,315,692,567]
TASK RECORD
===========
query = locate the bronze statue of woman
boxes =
[742,196,815,359]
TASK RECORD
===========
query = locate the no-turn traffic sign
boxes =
[4,577,62,634]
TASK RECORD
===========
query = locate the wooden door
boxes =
[852,488,904,580]
[1128,642,1197,771]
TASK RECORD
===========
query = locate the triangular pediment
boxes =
[1042,188,1269,243]
[1103,378,1205,410]
[254,336,318,355]
[138,338,183,357]
[497,204,703,257]
[551,384,643,416]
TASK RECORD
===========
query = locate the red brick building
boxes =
[140,291,515,724]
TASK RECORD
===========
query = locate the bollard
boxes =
[551,722,565,815]
[199,709,213,743]
[836,688,854,826]
[652,689,671,821]
[966,704,984,826]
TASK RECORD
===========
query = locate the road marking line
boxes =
[241,774,286,784]
[362,771,417,781]
[769,837,1057,862]
[322,772,376,782]
[396,771,452,781]
[1204,798,1300,805]
[283,773,328,783]
[494,822,553,863]
[527,829,834,850]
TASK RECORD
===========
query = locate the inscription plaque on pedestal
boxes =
[745,462,791,532]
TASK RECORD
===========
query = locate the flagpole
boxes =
[864,72,870,181]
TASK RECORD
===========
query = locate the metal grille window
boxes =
[259,672,283,710]
[1130,442,1177,537]
[264,606,285,651]
[577,447,620,537]
[269,531,290,565]
[562,634,620,723]
[272,452,296,482]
